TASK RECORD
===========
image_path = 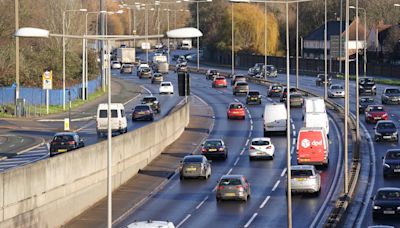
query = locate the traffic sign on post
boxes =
[42,70,53,90]
[141,42,151,50]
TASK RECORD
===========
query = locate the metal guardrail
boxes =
[185,66,361,227]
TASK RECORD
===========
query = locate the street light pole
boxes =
[264,2,268,79]
[296,2,299,88]
[145,5,149,62]
[231,3,235,75]
[324,0,327,99]
[197,1,200,70]
[62,11,66,110]
[355,2,360,140]
[15,0,20,105]
[344,0,349,194]
[339,0,343,74]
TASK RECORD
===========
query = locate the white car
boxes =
[159,82,174,94]
[127,220,175,228]
[111,61,121,69]
[138,63,150,71]
[249,137,275,160]
[288,165,321,195]
[328,84,345,98]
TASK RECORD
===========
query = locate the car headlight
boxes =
[373,205,381,210]
[367,113,372,117]
[397,206,400,210]
[383,95,389,98]
[384,163,390,168]
[359,85,364,89]
[375,132,382,136]
[372,85,376,90]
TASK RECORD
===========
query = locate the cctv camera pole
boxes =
[285,2,292,227]
[355,0,360,140]
[324,0,328,99]
[344,0,349,194]
[231,3,235,76]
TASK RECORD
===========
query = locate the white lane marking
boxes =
[290,119,294,124]
[292,124,295,130]
[212,116,215,119]
[123,93,141,106]
[260,196,271,209]
[245,139,250,146]
[240,148,245,156]
[272,180,280,191]
[293,131,296,137]
[267,98,273,102]
[248,113,252,119]
[292,138,296,145]
[248,132,252,138]
[195,196,208,210]
[140,85,153,96]
[21,139,24,143]
[176,214,192,228]
[212,185,218,192]
[244,213,258,228]
[290,146,295,155]
[226,168,233,175]
[250,119,253,125]
[250,125,253,131]
[234,157,240,166]
[8,144,15,148]
[234,98,239,102]
[281,168,287,177]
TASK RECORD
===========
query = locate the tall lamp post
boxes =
[15,0,20,105]
[63,8,87,109]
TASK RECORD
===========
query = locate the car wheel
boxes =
[216,197,221,202]
[258,100,261,105]
[242,116,245,120]
[382,99,386,105]
[233,92,236,96]
[224,153,228,160]
[180,175,184,180]
[243,194,248,202]
[264,131,269,137]
[97,131,101,138]
[314,188,321,196]
[249,156,253,161]
[270,154,274,160]
[384,173,388,178]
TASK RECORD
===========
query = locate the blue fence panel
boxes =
[0,76,102,105]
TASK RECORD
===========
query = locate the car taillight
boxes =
[266,145,272,149]
[250,146,255,150]
[218,186,224,190]
[202,148,207,152]
[382,113,388,118]
[236,186,244,191]
[68,141,75,145]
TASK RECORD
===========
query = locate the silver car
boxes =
[288,165,321,195]
[233,81,249,95]
[216,175,251,202]
[179,155,211,180]
[328,84,345,98]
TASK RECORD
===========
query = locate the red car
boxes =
[227,102,245,120]
[365,105,388,123]
[212,76,227,88]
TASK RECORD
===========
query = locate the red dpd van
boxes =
[297,127,329,167]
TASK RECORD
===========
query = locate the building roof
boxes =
[304,18,368,41]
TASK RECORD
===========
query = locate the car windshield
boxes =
[134,105,150,111]
[230,104,243,109]
[385,89,400,94]
[161,83,171,86]
[236,82,248,86]
[219,178,242,186]
[331,85,343,90]
[370,106,384,112]
[204,140,222,147]
[142,68,150,72]
[251,140,270,146]
[153,74,162,77]
[271,86,281,90]
[183,156,203,163]
[317,75,324,79]
[248,91,259,96]
[142,97,156,103]
[210,70,218,74]
[53,135,74,142]
[360,97,374,103]
[267,66,275,70]
[360,78,374,84]
[386,151,400,160]
[216,77,225,80]
[377,122,396,130]
[291,169,313,177]
[376,190,400,200]
[99,109,118,118]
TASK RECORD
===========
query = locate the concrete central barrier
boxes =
[0,102,190,228]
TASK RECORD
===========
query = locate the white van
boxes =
[263,103,287,136]
[303,97,326,117]
[303,112,330,136]
[127,220,175,228]
[96,103,128,137]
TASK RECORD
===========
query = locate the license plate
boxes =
[186,167,197,171]
[383,136,392,139]
[257,152,265,155]
[58,149,67,152]
[225,193,236,197]
[295,178,305,181]
[394,169,400,172]
[302,158,310,161]
[374,117,381,120]
[251,98,257,100]
[209,149,217,152]
[138,112,145,114]
[384,210,395,214]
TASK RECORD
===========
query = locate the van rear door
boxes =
[297,129,327,165]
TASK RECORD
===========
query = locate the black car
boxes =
[138,67,152,78]
[268,84,283,97]
[49,132,84,157]
[374,120,398,142]
[206,69,219,80]
[175,62,188,72]
[201,139,228,160]
[382,88,400,105]
[315,74,332,86]
[132,104,154,121]
[248,63,264,76]
[246,90,261,104]
[372,187,400,219]
[383,149,400,177]
[359,97,375,112]
[141,96,161,113]
[120,64,133,74]
[359,77,376,96]
[151,73,163,84]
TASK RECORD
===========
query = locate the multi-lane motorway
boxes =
[1,49,400,227]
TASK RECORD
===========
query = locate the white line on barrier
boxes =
[292,124,295,130]
[244,213,258,228]
[260,196,271,209]
[226,168,233,175]
[292,138,296,145]
[250,125,253,131]
[290,146,294,155]
[240,148,245,156]
[234,98,239,102]
[176,214,192,228]
[293,131,296,137]
[272,180,280,191]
